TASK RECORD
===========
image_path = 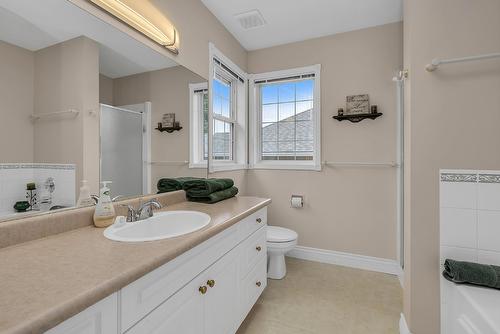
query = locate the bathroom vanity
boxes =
[53,207,267,334]
[0,196,270,334]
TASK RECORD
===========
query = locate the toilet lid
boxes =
[267,226,298,243]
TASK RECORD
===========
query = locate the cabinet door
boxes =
[126,277,204,334]
[45,293,118,334]
[204,247,240,334]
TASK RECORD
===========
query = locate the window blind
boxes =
[213,58,245,83]
[254,73,315,85]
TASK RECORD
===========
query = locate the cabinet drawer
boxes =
[239,227,267,279]
[239,257,267,323]
[120,223,240,332]
[46,293,118,334]
[240,207,267,237]
[125,273,204,334]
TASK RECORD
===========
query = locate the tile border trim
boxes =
[440,173,477,183]
[0,163,76,170]
[478,174,500,184]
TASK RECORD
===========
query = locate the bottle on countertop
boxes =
[77,180,94,207]
[93,181,116,228]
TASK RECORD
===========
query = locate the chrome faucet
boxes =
[91,194,124,204]
[120,199,162,222]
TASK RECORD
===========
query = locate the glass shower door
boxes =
[100,104,144,198]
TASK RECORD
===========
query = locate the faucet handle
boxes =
[138,199,162,220]
[119,204,137,222]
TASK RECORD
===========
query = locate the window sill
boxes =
[250,162,322,171]
[210,163,247,172]
[189,162,208,169]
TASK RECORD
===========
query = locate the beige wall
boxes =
[246,23,403,259]
[403,1,500,333]
[34,36,100,193]
[112,66,209,191]
[99,74,114,105]
[0,41,34,162]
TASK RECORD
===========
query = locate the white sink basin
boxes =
[103,210,211,242]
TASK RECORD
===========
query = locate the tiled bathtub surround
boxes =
[0,163,76,216]
[440,169,500,333]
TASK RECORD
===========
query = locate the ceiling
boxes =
[201,0,403,50]
[0,0,178,78]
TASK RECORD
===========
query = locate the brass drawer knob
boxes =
[207,279,215,288]
[256,246,262,252]
[256,218,262,223]
[199,286,207,294]
[256,281,262,287]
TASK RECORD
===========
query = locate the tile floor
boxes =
[236,257,402,334]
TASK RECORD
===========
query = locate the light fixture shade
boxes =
[90,0,178,53]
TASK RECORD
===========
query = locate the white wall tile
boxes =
[477,250,500,266]
[440,246,477,265]
[440,182,477,209]
[478,210,500,252]
[440,208,477,248]
[478,182,500,211]
[0,164,75,217]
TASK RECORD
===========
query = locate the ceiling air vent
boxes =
[234,10,266,30]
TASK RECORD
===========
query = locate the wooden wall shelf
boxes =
[333,112,383,123]
[155,126,183,133]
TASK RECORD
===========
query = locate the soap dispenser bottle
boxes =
[93,181,116,228]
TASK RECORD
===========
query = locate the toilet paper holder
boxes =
[290,195,304,208]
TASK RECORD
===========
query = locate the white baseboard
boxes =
[287,245,403,276]
[399,313,411,334]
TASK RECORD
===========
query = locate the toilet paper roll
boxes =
[291,196,303,208]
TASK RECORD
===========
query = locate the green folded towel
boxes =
[183,178,234,197]
[157,177,201,193]
[186,186,238,204]
[443,259,500,289]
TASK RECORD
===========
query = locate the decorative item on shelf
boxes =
[162,113,175,128]
[39,177,55,212]
[333,94,383,123]
[13,201,30,212]
[25,182,38,211]
[346,94,370,115]
[155,121,183,133]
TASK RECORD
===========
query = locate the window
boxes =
[208,43,248,172]
[189,83,208,168]
[250,65,321,170]
[212,73,235,161]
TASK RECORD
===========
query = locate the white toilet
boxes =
[266,226,298,279]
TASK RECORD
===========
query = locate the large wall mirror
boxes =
[0,0,208,221]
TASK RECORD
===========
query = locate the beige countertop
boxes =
[0,196,271,334]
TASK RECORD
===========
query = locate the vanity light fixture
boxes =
[89,0,178,54]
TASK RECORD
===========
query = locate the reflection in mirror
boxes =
[0,0,207,221]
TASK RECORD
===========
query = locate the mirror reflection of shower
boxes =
[100,103,151,199]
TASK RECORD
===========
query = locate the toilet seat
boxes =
[267,226,298,243]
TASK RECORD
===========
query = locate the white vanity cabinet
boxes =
[45,207,268,334]
[45,293,118,334]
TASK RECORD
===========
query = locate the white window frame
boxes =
[189,82,208,169]
[249,64,322,171]
[212,69,236,162]
[208,43,248,173]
